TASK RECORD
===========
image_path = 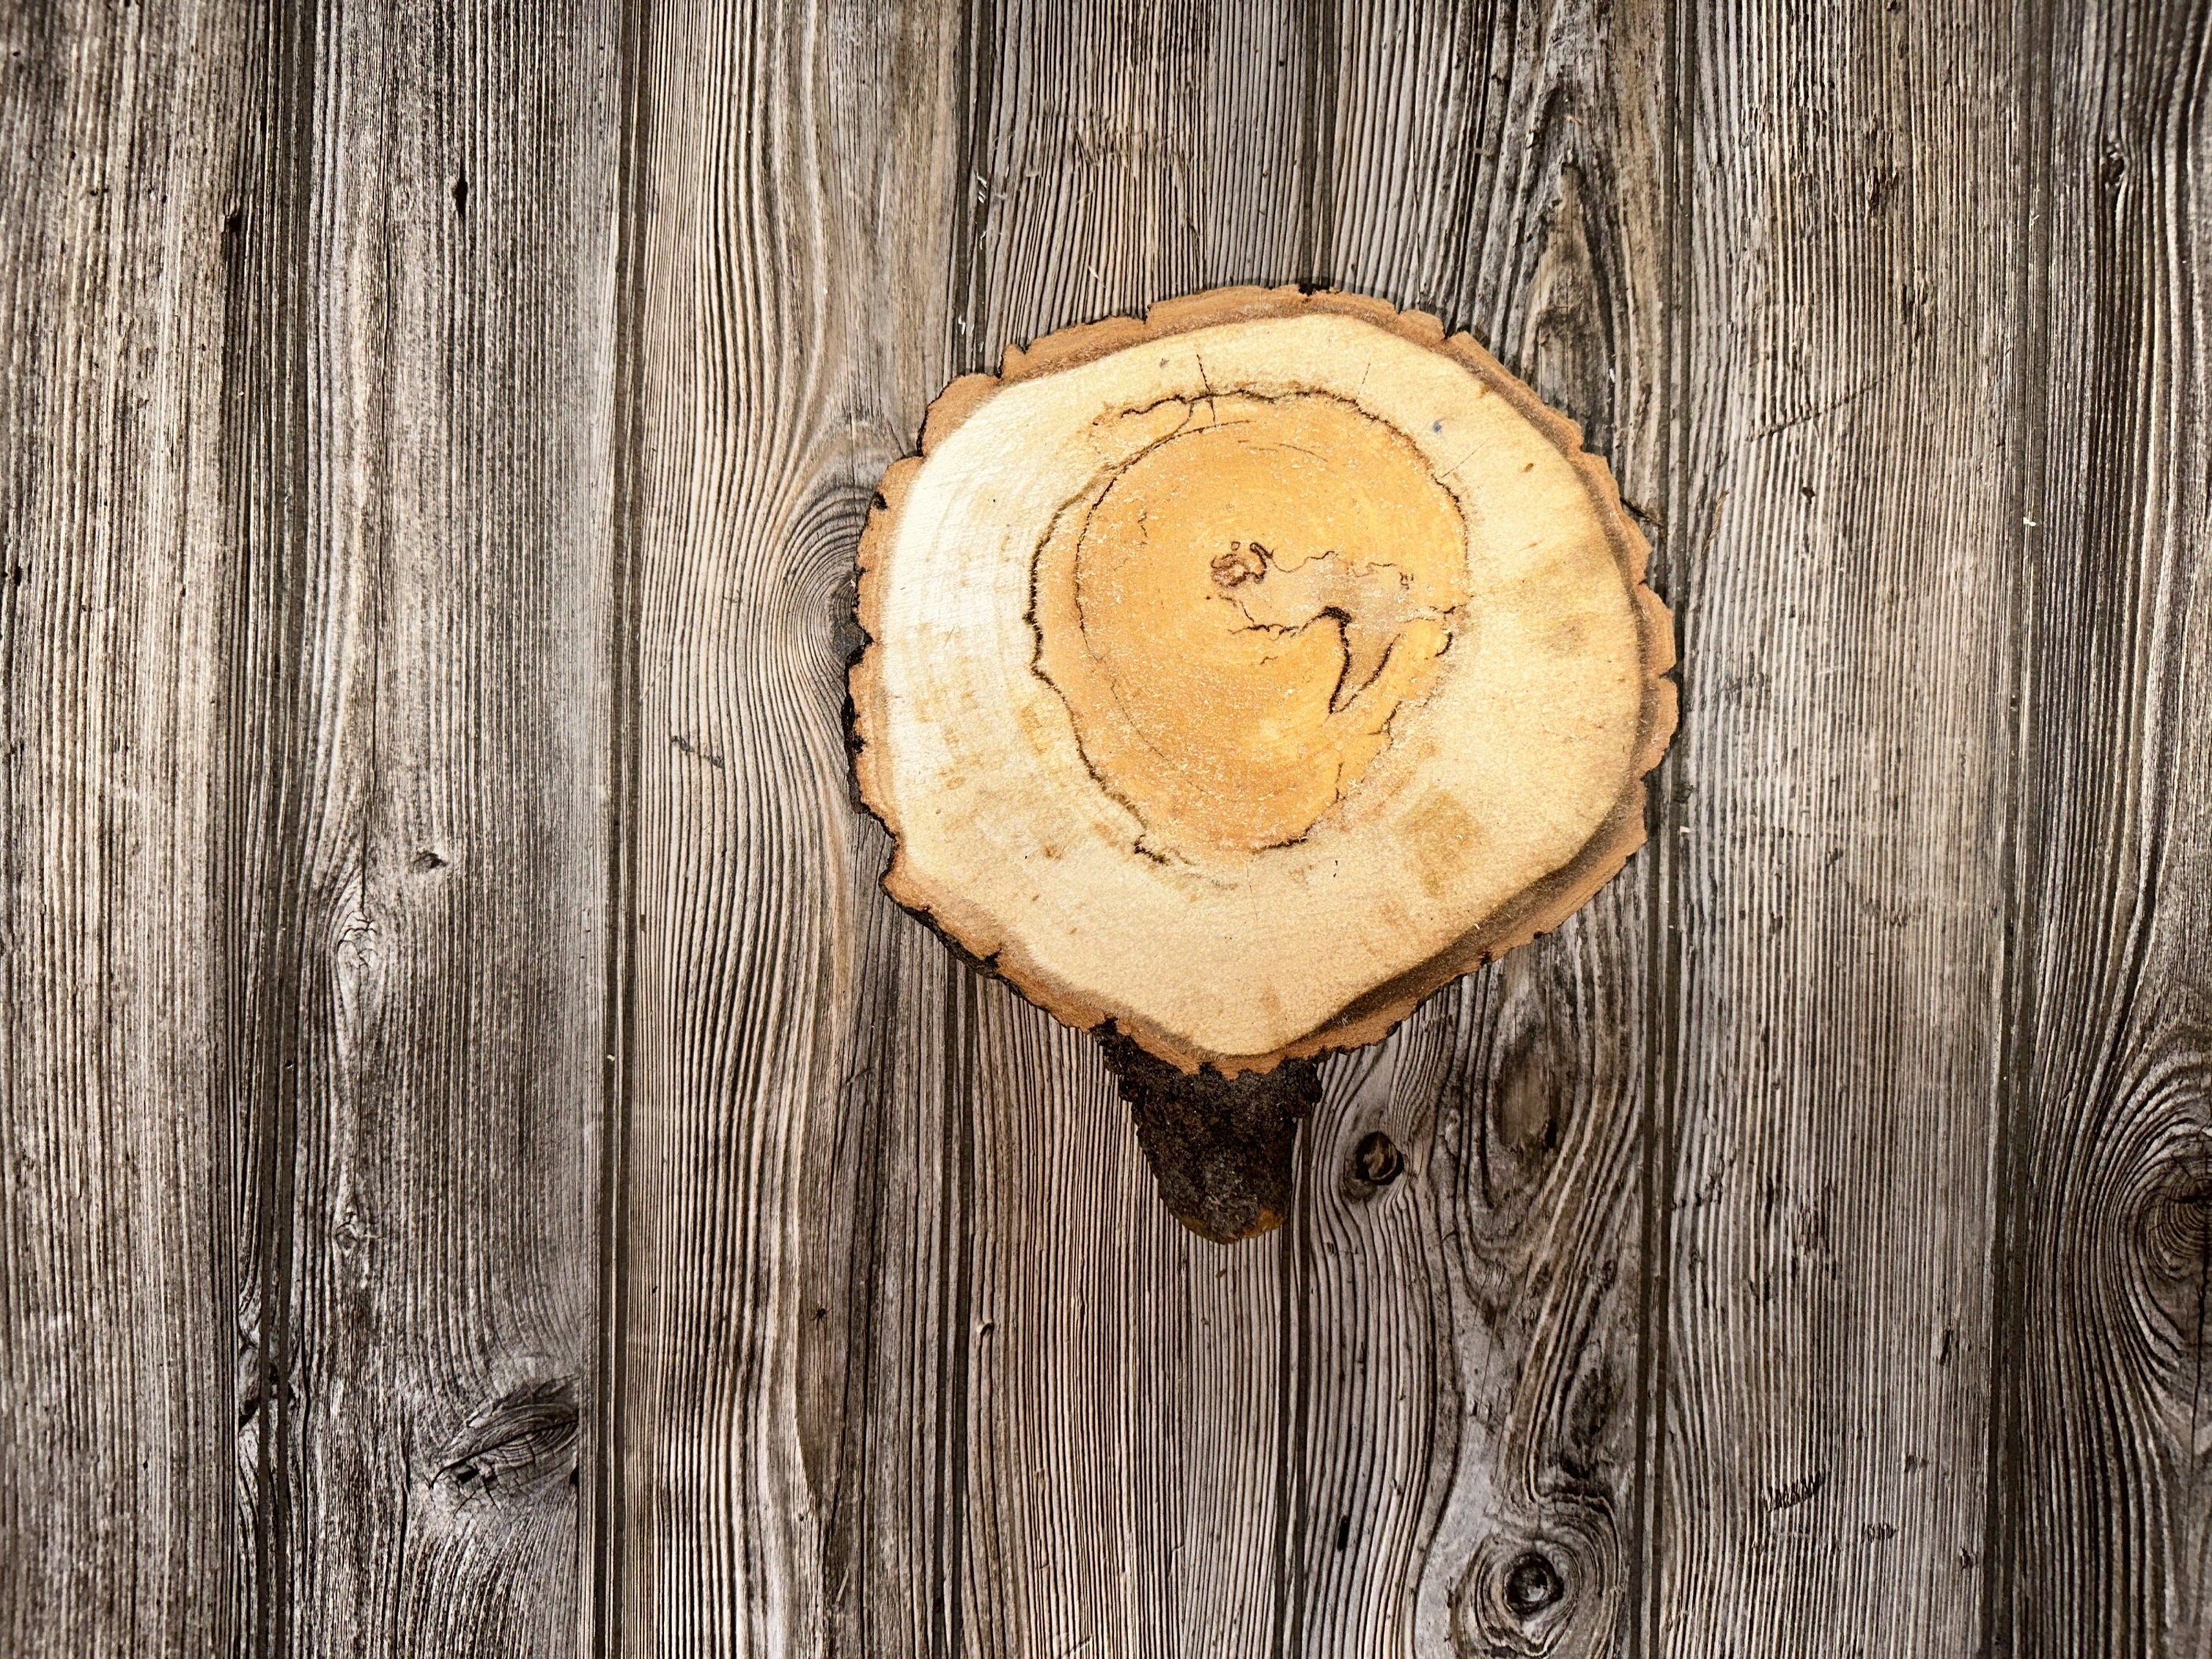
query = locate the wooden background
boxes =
[4,0,2208,1653]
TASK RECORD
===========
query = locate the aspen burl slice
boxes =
[852,284,1674,1132]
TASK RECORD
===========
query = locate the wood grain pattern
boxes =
[0,2,246,1651]
[851,287,1672,1080]
[7,1,2212,1654]
[1991,2,2212,1651]
[619,2,976,1652]
[628,6,1327,1654]
[945,9,1326,1654]
[1659,1,2026,1649]
[219,2,618,1653]
[800,14,976,1656]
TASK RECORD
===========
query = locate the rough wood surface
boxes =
[2,0,618,1654]
[6,1,2212,1655]
[1656,2,2027,1649]
[617,2,973,1651]
[1284,2,1674,1654]
[1989,2,2212,1650]
[219,2,618,1654]
[0,3,245,1650]
[941,16,1321,1652]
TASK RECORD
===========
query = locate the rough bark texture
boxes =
[5,1,2210,1655]
[1101,1033,1322,1243]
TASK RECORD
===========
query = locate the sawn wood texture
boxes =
[850,286,1676,1075]
[2,0,2207,1655]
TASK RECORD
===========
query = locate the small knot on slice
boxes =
[1211,542,1267,589]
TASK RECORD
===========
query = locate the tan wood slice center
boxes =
[854,287,1675,1073]
[1033,390,1468,857]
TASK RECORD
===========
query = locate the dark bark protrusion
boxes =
[1100,1031,1320,1244]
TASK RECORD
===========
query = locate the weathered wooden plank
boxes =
[1294,2,1672,1654]
[616,0,974,1651]
[219,2,618,1652]
[798,12,976,1655]
[1989,2,2212,1651]
[1658,2,2026,1648]
[618,2,1344,1650]
[0,2,247,1651]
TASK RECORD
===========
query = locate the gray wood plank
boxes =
[1658,2,2027,1648]
[618,2,1323,1650]
[616,1,974,1651]
[219,3,619,1653]
[0,2,248,1651]
[1291,1,1673,1653]
[1990,2,2212,1650]
[802,13,976,1655]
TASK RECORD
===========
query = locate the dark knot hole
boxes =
[1352,1129,1403,1187]
[1503,1550,1565,1618]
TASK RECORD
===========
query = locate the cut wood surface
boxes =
[4,1,2210,1656]
[853,287,1674,1074]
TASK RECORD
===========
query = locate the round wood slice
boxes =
[853,287,1675,1074]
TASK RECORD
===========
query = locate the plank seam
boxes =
[1982,0,2058,1644]
[593,0,658,1646]
[1635,0,1699,1648]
